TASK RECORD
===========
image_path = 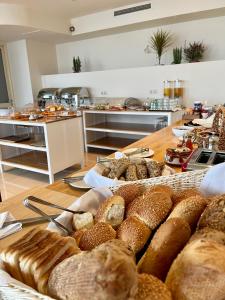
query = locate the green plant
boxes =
[149,29,173,65]
[172,47,182,64]
[184,41,205,63]
[73,56,81,73]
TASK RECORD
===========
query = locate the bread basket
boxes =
[0,169,208,300]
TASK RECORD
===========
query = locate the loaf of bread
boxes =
[127,192,172,229]
[189,227,225,246]
[79,222,116,251]
[107,158,130,179]
[166,238,225,300]
[114,184,144,206]
[125,164,139,181]
[95,195,125,228]
[143,185,173,198]
[146,161,165,178]
[117,216,151,254]
[172,188,203,206]
[72,212,94,231]
[48,240,138,300]
[138,218,191,280]
[135,274,172,300]
[136,164,148,180]
[198,194,225,233]
[167,196,206,230]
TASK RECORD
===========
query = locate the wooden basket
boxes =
[0,169,208,300]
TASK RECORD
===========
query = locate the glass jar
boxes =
[163,80,173,99]
[174,80,184,99]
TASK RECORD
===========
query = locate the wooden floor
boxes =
[0,150,110,201]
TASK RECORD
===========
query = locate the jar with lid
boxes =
[174,80,184,99]
[163,80,173,99]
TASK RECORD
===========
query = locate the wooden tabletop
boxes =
[0,120,183,249]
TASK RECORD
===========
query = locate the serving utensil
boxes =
[3,214,60,228]
[62,175,85,183]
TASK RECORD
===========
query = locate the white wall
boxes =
[7,39,33,109]
[57,15,225,73]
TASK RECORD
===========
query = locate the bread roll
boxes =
[167,196,206,230]
[172,188,202,206]
[135,274,172,300]
[95,195,125,228]
[138,218,191,280]
[127,192,172,229]
[136,164,148,180]
[198,195,225,233]
[71,229,87,247]
[114,184,144,206]
[125,164,138,181]
[144,185,173,198]
[79,222,116,251]
[166,239,225,300]
[48,240,138,300]
[72,212,94,231]
[189,227,225,246]
[146,161,164,177]
[117,217,151,254]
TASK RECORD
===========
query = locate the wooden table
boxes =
[0,120,183,249]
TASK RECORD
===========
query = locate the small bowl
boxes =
[172,126,194,137]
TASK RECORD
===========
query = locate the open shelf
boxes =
[85,122,157,136]
[1,151,49,174]
[86,136,136,150]
[0,139,46,152]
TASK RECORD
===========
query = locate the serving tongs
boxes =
[23,196,86,235]
[62,175,84,183]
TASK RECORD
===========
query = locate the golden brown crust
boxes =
[117,217,151,254]
[71,229,87,247]
[79,222,116,251]
[189,227,225,246]
[126,192,172,229]
[135,274,172,300]
[144,185,173,198]
[172,188,202,206]
[138,218,191,281]
[114,184,145,206]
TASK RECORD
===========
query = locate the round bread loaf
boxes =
[197,195,225,233]
[126,192,172,229]
[95,195,125,228]
[138,218,191,280]
[167,196,206,230]
[189,227,225,246]
[48,240,138,300]
[117,216,151,254]
[172,188,202,206]
[79,222,116,251]
[144,185,173,198]
[114,184,144,206]
[135,274,172,300]
[166,239,225,300]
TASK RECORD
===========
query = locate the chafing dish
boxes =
[37,88,60,109]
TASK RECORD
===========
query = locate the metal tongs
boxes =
[23,196,86,235]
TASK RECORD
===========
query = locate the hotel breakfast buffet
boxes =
[1,1,225,299]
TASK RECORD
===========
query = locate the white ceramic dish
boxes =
[172,126,194,137]
[122,147,154,158]
[68,171,91,190]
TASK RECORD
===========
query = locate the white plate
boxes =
[122,148,154,158]
[68,171,91,190]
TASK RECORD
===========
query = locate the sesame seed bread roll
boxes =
[117,217,151,254]
[79,222,116,251]
[114,184,145,206]
[126,192,172,230]
[138,218,191,281]
[172,188,203,206]
[167,196,207,230]
[135,274,172,300]
[95,195,125,228]
[144,185,173,198]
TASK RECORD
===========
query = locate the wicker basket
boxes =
[0,169,208,300]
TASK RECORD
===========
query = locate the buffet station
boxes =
[1,104,225,300]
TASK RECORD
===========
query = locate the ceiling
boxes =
[0,0,145,18]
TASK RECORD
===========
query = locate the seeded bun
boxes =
[79,222,116,251]
[135,274,172,300]
[172,188,203,206]
[127,192,172,230]
[114,184,145,206]
[144,185,173,198]
[117,217,151,254]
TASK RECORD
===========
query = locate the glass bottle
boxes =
[163,80,173,99]
[174,80,184,99]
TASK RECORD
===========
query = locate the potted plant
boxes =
[184,42,205,63]
[148,29,173,65]
[172,47,182,64]
[73,56,81,73]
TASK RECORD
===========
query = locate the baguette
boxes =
[114,184,144,206]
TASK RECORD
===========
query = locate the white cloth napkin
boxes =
[193,113,215,128]
[0,212,22,240]
[200,162,225,196]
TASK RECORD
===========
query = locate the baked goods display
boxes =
[2,182,225,300]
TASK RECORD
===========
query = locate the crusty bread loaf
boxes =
[167,196,206,230]
[126,164,138,181]
[189,227,225,246]
[48,240,138,300]
[79,222,116,251]
[95,195,125,228]
[114,184,144,206]
[127,192,172,229]
[72,212,94,231]
[197,194,225,233]
[135,274,172,300]
[166,238,225,300]
[144,185,173,198]
[138,218,191,280]
[72,228,87,246]
[172,188,203,206]
[117,216,151,254]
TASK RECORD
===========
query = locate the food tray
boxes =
[0,169,208,300]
